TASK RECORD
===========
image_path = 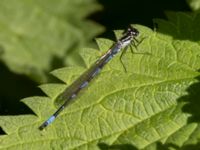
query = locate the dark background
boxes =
[91,0,190,38]
[0,0,190,116]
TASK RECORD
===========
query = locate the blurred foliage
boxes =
[0,0,103,115]
[187,0,200,11]
[0,0,103,83]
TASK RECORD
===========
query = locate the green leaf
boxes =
[1,12,200,149]
[0,0,103,83]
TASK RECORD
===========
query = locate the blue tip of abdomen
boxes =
[47,116,56,124]
[39,116,56,130]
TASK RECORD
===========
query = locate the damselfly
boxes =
[39,25,140,130]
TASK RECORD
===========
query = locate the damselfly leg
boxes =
[119,36,146,72]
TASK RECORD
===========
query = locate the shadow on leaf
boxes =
[98,143,138,150]
[179,75,200,123]
[156,141,200,150]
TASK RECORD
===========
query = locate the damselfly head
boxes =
[120,25,139,47]
[122,25,139,39]
[127,25,139,37]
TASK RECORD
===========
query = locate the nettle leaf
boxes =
[1,12,200,150]
[0,0,103,83]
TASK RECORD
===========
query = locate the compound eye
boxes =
[133,30,139,36]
